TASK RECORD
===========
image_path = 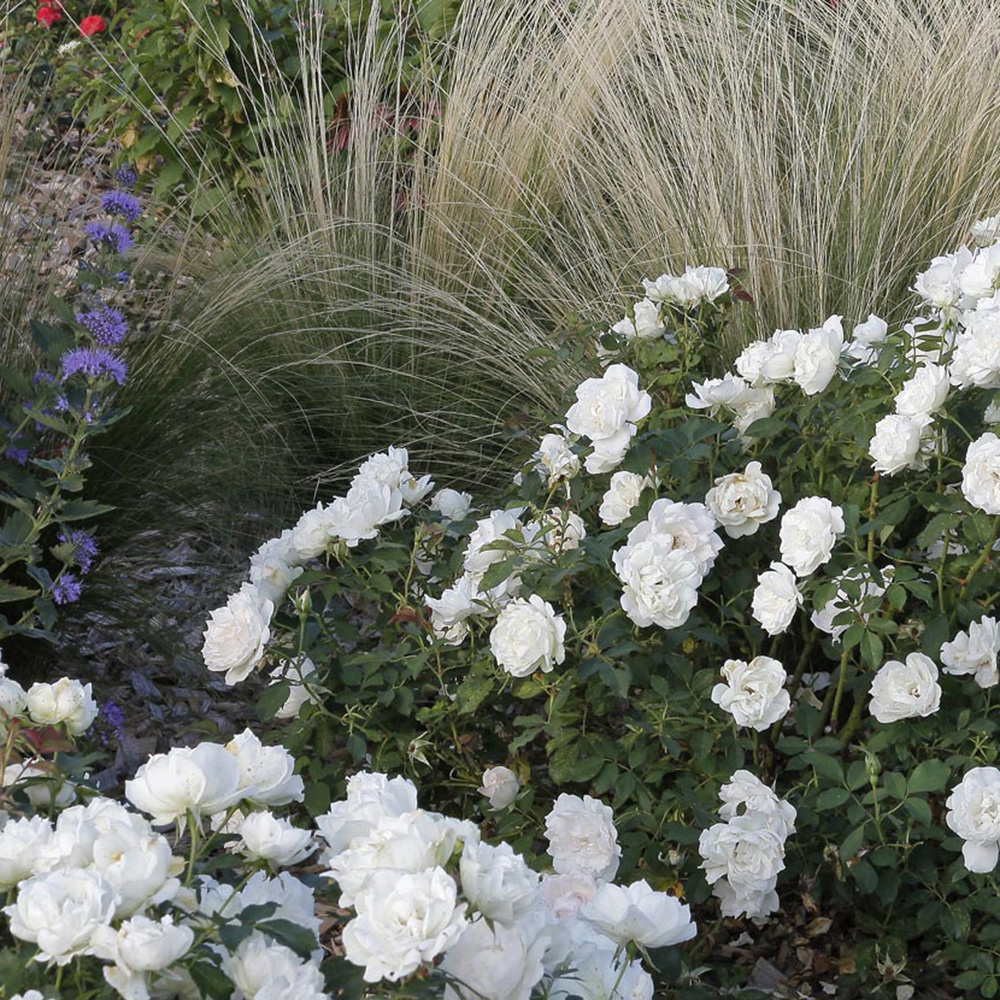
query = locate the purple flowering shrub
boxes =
[0,178,139,641]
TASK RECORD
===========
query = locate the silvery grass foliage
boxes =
[0,660,693,1000]
[206,224,1000,993]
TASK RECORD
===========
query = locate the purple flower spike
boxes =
[61,347,128,385]
[101,191,142,223]
[76,307,129,346]
[84,222,134,254]
[114,167,138,190]
[58,528,99,574]
[52,573,83,605]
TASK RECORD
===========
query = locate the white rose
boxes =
[427,572,484,645]
[734,340,772,384]
[544,794,621,882]
[581,878,696,949]
[778,497,845,577]
[4,867,116,964]
[685,373,751,413]
[0,673,26,727]
[24,677,97,736]
[125,743,243,827]
[355,446,410,487]
[489,596,566,677]
[852,314,889,346]
[718,770,797,839]
[610,314,637,339]
[792,316,844,395]
[94,914,194,1000]
[868,653,942,723]
[869,413,931,476]
[667,265,730,305]
[527,507,586,554]
[540,869,597,918]
[751,562,803,636]
[459,840,540,925]
[811,567,892,643]
[269,656,321,720]
[598,471,648,526]
[342,867,468,982]
[549,923,653,1000]
[430,488,473,521]
[732,385,776,438]
[226,933,327,1000]
[914,249,972,309]
[248,529,303,605]
[441,916,549,1000]
[327,477,406,547]
[290,503,335,560]
[226,729,304,807]
[985,401,1000,424]
[632,298,666,338]
[711,656,790,731]
[894,362,949,418]
[202,585,273,686]
[0,815,52,888]
[941,616,1000,688]
[962,433,1000,514]
[758,329,802,383]
[236,871,322,944]
[479,765,519,810]
[705,461,781,538]
[2,760,75,810]
[91,818,180,915]
[463,509,524,579]
[612,536,702,630]
[315,772,418,862]
[565,364,651,474]
[535,433,581,485]
[643,499,723,575]
[947,767,1000,872]
[238,811,315,867]
[960,243,1000,300]
[699,813,786,910]
[973,216,1000,246]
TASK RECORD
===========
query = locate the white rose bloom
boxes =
[326,477,406,547]
[750,562,803,636]
[238,811,315,867]
[24,677,98,735]
[549,922,654,1000]
[93,914,194,1000]
[699,813,786,914]
[759,329,803,383]
[0,672,26,727]
[985,401,1000,424]
[792,316,844,395]
[947,767,1000,873]
[811,567,893,643]
[463,509,524,579]
[610,314,637,340]
[527,507,586,555]
[734,340,772,384]
[869,413,931,476]
[459,840,540,925]
[732,385,776,438]
[598,471,648,526]
[315,772,418,862]
[778,497,845,577]
[125,743,243,827]
[489,596,566,678]
[667,265,730,305]
[2,760,75,810]
[705,461,781,538]
[427,572,484,645]
[632,298,666,338]
[565,364,651,474]
[535,433,581,485]
[718,770,797,839]
[430,488,474,521]
[868,653,942,723]
[0,815,52,888]
[237,871,322,945]
[895,362,950,418]
[355,446,410,487]
[972,216,1000,246]
[268,656,321,720]
[9,992,45,1000]
[479,765,519,810]
[248,529,303,606]
[641,273,673,301]
[962,433,1000,514]
[541,869,598,918]
[941,616,1000,688]
[711,656,790,731]
[844,314,889,364]
[545,794,621,883]
[91,818,180,915]
[202,585,273,686]
[643,499,724,575]
[342,867,468,983]
[960,242,1000,300]
[289,502,336,560]
[226,729,304,807]
[441,916,549,1000]
[30,800,108,873]
[685,373,751,413]
[581,878,696,949]
[913,248,973,309]
[4,867,116,964]
[226,933,327,1000]
[613,535,702,630]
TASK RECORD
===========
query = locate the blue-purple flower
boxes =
[58,529,99,574]
[52,573,83,605]
[76,307,129,346]
[61,347,128,385]
[114,166,138,190]
[84,222,133,254]
[101,191,142,223]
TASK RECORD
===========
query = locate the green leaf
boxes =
[257,681,290,722]
[455,673,494,715]
[58,499,115,521]
[815,787,851,810]
[907,758,951,794]
[189,960,234,1000]
[883,771,907,800]
[258,919,318,958]
[804,751,844,784]
[903,797,933,826]
[0,581,38,603]
[860,630,884,669]
[840,823,867,860]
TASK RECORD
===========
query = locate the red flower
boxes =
[36,4,63,27]
[79,14,107,36]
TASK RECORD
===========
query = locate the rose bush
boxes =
[201,227,1000,995]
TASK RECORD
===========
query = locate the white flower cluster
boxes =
[0,670,98,737]
[698,770,796,919]
[612,499,723,630]
[947,766,1000,873]
[711,655,791,731]
[316,774,696,996]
